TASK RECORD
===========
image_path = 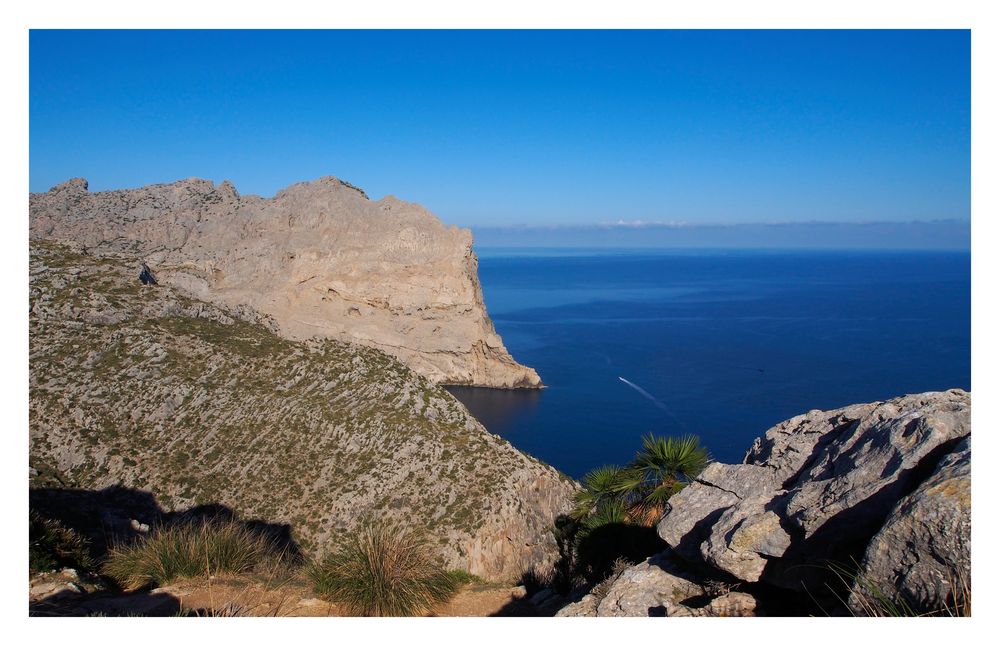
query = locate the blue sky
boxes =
[30,30,969,229]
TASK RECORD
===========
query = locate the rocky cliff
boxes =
[29,177,540,389]
[29,241,575,580]
[558,390,971,616]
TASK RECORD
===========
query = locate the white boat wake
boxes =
[617,376,670,412]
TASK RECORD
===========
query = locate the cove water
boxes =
[447,248,970,479]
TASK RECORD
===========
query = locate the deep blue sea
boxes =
[447,248,971,479]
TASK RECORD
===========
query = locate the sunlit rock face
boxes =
[30,176,541,389]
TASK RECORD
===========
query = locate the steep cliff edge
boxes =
[29,177,540,389]
[29,241,575,580]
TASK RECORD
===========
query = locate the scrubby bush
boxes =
[590,557,634,604]
[444,569,483,585]
[102,519,282,589]
[29,511,94,574]
[308,519,459,616]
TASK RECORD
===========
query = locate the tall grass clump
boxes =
[308,519,459,616]
[824,560,971,617]
[102,520,280,590]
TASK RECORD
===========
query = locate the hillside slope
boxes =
[29,241,575,580]
[29,176,540,388]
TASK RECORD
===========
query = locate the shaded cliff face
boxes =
[29,241,575,580]
[29,177,541,389]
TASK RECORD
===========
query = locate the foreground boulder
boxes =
[29,176,540,388]
[849,436,971,615]
[29,241,575,580]
[556,552,757,617]
[656,390,970,612]
[565,391,970,616]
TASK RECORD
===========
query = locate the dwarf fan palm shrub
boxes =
[308,519,459,616]
[573,435,710,527]
[620,434,710,524]
[570,464,630,520]
[566,435,710,583]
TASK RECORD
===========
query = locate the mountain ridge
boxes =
[30,176,541,389]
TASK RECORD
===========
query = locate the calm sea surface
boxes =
[447,248,971,479]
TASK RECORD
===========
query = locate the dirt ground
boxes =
[29,569,537,617]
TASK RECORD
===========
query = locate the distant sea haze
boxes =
[470,220,970,251]
[448,247,971,478]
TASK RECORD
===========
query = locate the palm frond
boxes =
[571,465,630,519]
[583,464,628,494]
[629,433,709,483]
[581,499,628,533]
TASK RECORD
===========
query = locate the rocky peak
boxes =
[48,177,88,194]
[29,175,540,388]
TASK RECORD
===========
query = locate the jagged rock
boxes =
[555,552,757,617]
[593,557,703,617]
[29,176,540,388]
[657,390,970,596]
[138,262,157,285]
[665,592,757,618]
[29,568,91,605]
[850,437,971,615]
[555,593,599,617]
[29,241,576,580]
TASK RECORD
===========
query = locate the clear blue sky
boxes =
[30,30,969,227]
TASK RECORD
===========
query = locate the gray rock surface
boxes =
[555,553,757,617]
[850,436,971,615]
[657,390,970,597]
[29,176,540,389]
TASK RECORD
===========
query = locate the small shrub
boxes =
[444,569,483,586]
[308,520,459,616]
[589,557,634,604]
[29,511,94,574]
[102,520,281,589]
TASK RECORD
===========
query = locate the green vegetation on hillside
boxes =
[29,240,573,579]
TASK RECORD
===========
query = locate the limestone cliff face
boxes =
[29,177,540,389]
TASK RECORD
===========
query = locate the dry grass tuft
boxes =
[103,520,284,590]
[308,519,459,616]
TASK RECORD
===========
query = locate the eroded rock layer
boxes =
[29,177,540,389]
